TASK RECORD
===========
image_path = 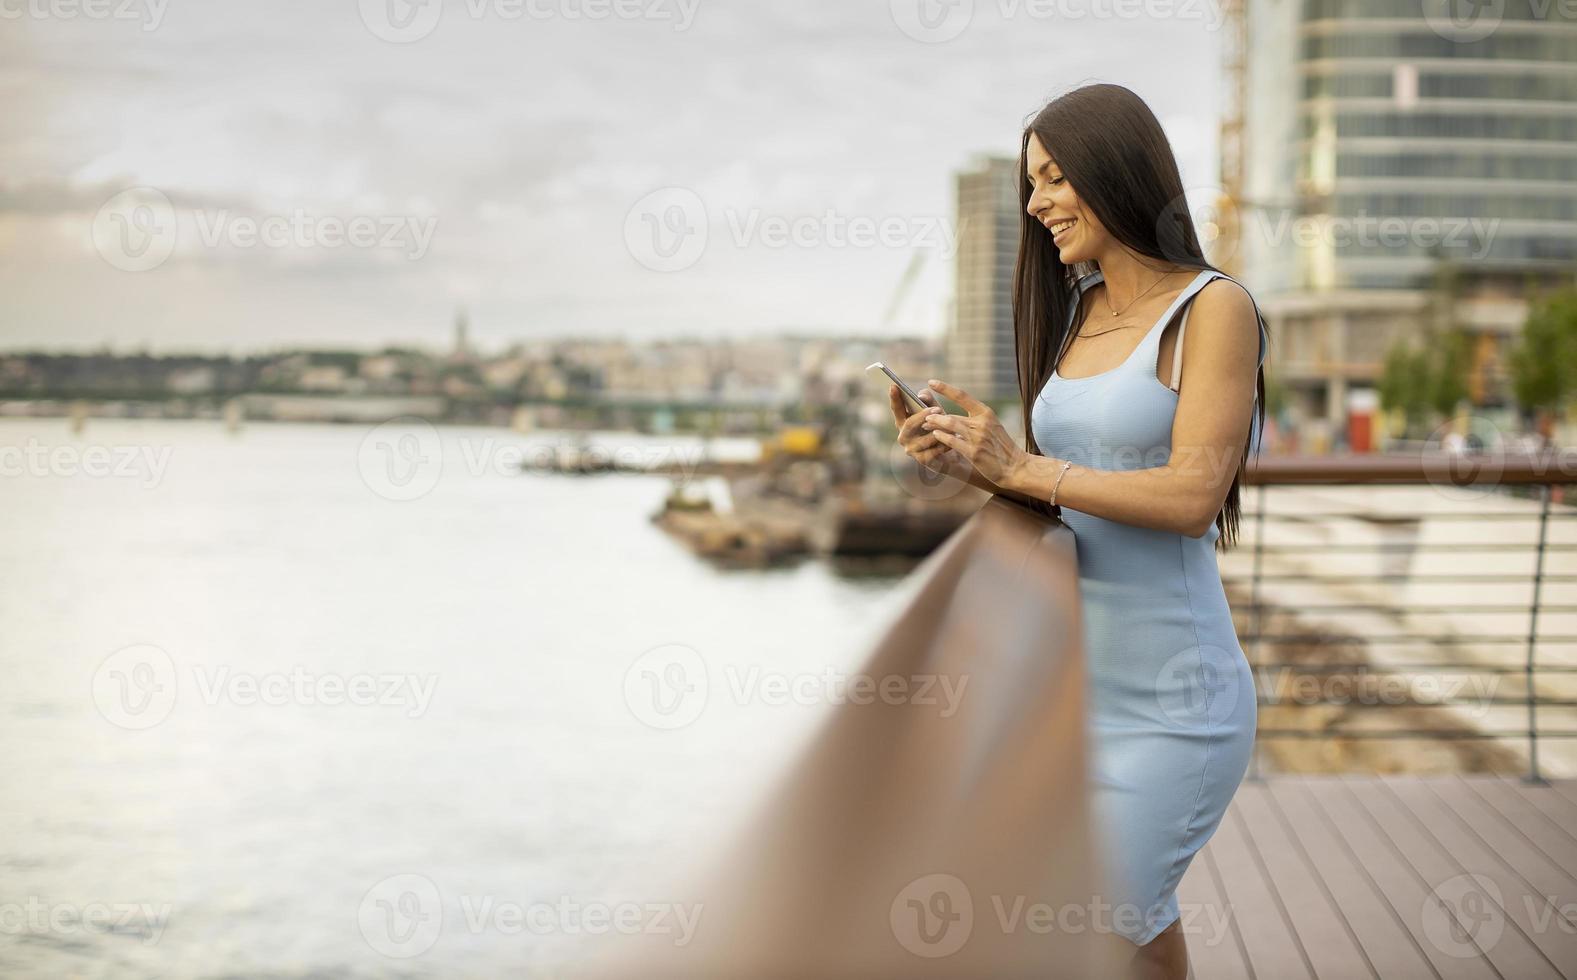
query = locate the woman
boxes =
[890,83,1266,979]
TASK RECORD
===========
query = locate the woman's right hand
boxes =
[888,384,954,472]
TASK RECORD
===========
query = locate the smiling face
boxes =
[1024,132,1111,265]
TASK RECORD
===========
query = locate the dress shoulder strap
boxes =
[1167,272,1268,394]
[1168,302,1194,394]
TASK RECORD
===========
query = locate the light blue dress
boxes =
[1029,268,1266,946]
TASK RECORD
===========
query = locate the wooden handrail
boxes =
[585,496,1126,977]
[1244,450,1577,486]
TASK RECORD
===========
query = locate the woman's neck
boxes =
[1092,247,1185,310]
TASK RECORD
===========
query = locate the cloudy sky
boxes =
[0,0,1224,353]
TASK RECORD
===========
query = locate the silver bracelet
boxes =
[1049,460,1073,507]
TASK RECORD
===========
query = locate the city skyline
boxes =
[1,0,1225,352]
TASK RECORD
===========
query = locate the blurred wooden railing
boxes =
[588,495,1127,977]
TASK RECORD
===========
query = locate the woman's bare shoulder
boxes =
[1193,275,1257,321]
[1184,277,1260,369]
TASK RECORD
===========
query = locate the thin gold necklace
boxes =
[1077,321,1134,339]
[1103,269,1173,318]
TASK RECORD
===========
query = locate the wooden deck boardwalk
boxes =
[1179,775,1577,979]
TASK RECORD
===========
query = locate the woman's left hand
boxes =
[919,379,1031,489]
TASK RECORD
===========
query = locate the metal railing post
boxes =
[1524,482,1553,784]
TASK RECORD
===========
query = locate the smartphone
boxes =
[867,361,930,412]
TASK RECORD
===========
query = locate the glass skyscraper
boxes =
[946,155,1022,403]
[1238,0,1576,441]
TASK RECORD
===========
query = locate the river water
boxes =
[0,418,922,978]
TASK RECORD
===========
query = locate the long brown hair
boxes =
[1013,83,1268,551]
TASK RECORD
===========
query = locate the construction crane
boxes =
[1217,0,1247,276]
[880,249,930,332]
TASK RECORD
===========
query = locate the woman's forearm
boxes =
[1002,452,1225,537]
[924,452,1052,511]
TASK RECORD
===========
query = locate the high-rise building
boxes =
[946,155,1022,403]
[1233,0,1577,443]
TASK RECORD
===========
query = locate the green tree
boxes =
[1262,372,1287,418]
[1429,328,1472,419]
[1509,288,1577,418]
[1378,342,1431,437]
[1379,325,1478,438]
